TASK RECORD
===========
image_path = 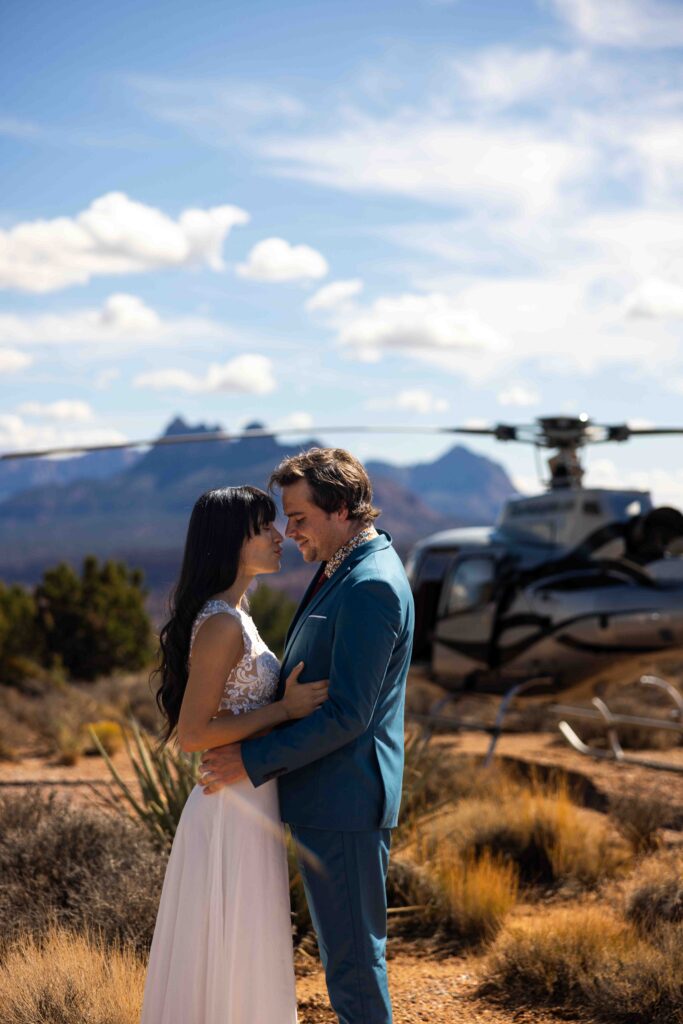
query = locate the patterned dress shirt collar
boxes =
[322,526,377,579]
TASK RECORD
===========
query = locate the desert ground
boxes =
[2,667,683,1024]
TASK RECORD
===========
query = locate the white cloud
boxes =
[414,268,682,378]
[259,114,592,215]
[305,279,363,312]
[498,383,541,407]
[0,293,227,348]
[133,354,276,395]
[585,457,683,511]
[571,211,683,283]
[0,414,126,456]
[368,388,449,414]
[452,46,589,108]
[624,278,683,319]
[237,237,328,282]
[275,412,314,431]
[338,292,507,368]
[548,0,683,49]
[93,368,122,389]
[0,348,32,372]
[129,76,306,142]
[18,400,94,422]
[0,192,249,293]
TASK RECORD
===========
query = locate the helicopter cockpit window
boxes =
[444,557,496,615]
[418,552,457,581]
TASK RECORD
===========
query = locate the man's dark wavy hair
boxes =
[268,447,380,523]
[153,485,276,742]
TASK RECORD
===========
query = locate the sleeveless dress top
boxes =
[189,598,281,715]
[139,597,298,1024]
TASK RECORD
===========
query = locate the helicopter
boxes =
[405,415,683,695]
[4,413,683,698]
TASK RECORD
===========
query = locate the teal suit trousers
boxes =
[291,826,392,1024]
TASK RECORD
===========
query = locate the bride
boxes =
[140,485,328,1024]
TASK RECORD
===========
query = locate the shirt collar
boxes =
[322,526,377,579]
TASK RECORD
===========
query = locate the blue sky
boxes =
[2,0,683,504]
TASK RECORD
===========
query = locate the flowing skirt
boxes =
[140,777,298,1024]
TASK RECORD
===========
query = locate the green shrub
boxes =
[94,718,199,849]
[36,556,152,680]
[249,583,297,658]
[0,583,43,686]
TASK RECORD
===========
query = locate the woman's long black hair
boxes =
[154,485,277,742]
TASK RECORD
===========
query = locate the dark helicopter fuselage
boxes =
[406,487,683,691]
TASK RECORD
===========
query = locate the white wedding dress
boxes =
[140,599,298,1024]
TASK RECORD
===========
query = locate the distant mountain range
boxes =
[0,417,517,607]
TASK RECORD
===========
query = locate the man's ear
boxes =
[336,503,349,522]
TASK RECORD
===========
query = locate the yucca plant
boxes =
[90,719,199,849]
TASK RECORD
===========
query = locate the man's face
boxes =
[282,479,349,563]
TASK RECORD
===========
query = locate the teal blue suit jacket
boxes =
[241,531,414,830]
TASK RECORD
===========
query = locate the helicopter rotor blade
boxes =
[5,417,683,463]
[601,424,683,443]
[0,423,502,462]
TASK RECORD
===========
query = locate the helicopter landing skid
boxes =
[556,674,683,774]
[406,675,556,764]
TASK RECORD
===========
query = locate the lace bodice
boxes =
[189,600,280,715]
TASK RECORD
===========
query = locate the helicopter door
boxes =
[434,554,498,671]
[411,549,459,661]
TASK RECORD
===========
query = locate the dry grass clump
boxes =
[0,789,165,953]
[413,776,628,888]
[85,672,163,734]
[610,792,668,855]
[483,906,683,1023]
[432,849,518,946]
[0,670,161,762]
[387,847,518,948]
[0,928,145,1024]
[625,853,683,932]
[398,729,467,835]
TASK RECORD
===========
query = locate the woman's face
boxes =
[239,520,283,576]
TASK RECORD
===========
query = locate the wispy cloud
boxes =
[18,400,94,422]
[128,76,306,144]
[547,0,683,49]
[0,349,32,373]
[259,114,592,215]
[133,354,276,394]
[0,192,249,293]
[305,279,363,312]
[624,278,683,319]
[451,46,591,108]
[366,388,449,414]
[0,414,126,455]
[498,382,540,407]
[0,294,229,349]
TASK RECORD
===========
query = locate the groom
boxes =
[201,446,414,1024]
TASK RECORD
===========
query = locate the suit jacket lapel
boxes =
[284,565,325,648]
[283,566,348,660]
[282,531,393,662]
